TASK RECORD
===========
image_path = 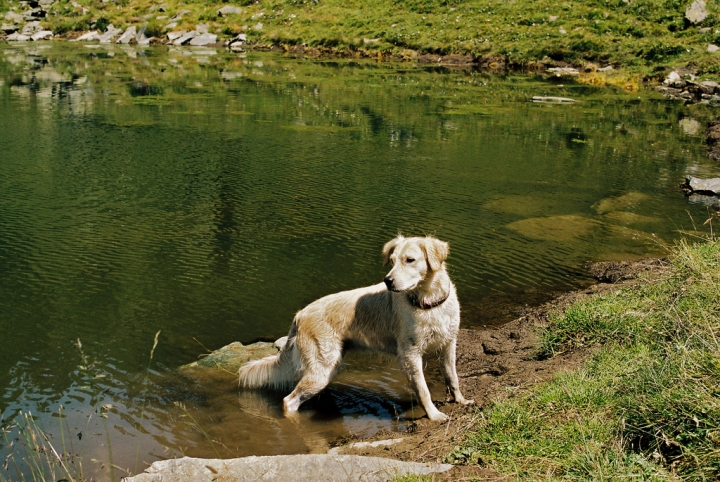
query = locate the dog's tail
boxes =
[239,328,301,390]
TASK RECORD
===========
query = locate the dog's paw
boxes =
[427,411,450,423]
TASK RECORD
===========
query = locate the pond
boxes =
[0,43,717,480]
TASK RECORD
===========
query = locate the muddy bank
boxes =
[325,258,667,479]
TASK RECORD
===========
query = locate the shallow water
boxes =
[0,43,718,479]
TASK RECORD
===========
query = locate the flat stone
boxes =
[699,80,719,95]
[1,23,18,33]
[124,455,453,482]
[74,30,100,41]
[547,67,579,75]
[30,30,53,41]
[166,30,185,42]
[7,32,31,41]
[708,44,719,53]
[253,22,263,31]
[99,27,121,43]
[5,12,24,23]
[327,438,404,455]
[170,9,190,21]
[597,65,613,72]
[173,30,197,45]
[21,20,42,35]
[180,341,277,374]
[531,96,576,103]
[115,26,136,44]
[218,6,243,16]
[188,32,217,46]
[195,23,209,33]
[685,176,720,195]
[686,0,708,25]
[593,192,648,214]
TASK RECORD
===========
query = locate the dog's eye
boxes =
[406,258,415,263]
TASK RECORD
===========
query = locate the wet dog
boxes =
[238,235,472,421]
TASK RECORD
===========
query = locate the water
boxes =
[0,43,717,479]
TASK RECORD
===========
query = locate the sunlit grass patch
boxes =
[452,238,720,480]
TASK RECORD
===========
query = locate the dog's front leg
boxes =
[399,352,449,422]
[439,340,474,405]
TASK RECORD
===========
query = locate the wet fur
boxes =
[238,235,473,421]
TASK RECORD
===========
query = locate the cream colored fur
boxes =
[238,235,473,422]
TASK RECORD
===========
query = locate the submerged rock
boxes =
[679,117,701,136]
[180,341,278,375]
[506,215,602,242]
[531,96,576,103]
[125,455,453,482]
[592,192,648,215]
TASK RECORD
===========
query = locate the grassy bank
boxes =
[3,0,720,76]
[450,236,720,480]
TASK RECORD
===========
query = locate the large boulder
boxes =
[123,455,453,482]
[180,341,278,376]
[685,176,720,195]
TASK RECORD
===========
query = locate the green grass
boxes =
[3,0,720,76]
[451,237,720,480]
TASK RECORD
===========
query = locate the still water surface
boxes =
[0,43,717,479]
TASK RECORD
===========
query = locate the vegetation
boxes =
[451,236,720,480]
[2,0,720,75]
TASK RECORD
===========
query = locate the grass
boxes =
[3,0,720,76]
[450,235,720,480]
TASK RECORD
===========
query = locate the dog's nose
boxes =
[384,276,394,291]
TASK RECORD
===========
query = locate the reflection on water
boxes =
[0,43,718,479]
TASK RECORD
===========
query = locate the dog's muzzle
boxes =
[384,276,397,291]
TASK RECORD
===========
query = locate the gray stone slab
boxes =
[686,0,708,24]
[74,30,100,41]
[188,33,217,46]
[31,30,53,41]
[686,176,720,195]
[7,32,30,41]
[124,455,453,482]
[173,30,197,45]
[99,26,121,43]
[1,23,18,33]
[218,6,243,16]
[116,26,136,44]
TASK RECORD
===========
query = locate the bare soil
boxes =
[329,258,668,480]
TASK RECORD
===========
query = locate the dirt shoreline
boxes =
[327,258,668,480]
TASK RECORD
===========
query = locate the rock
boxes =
[38,0,54,6]
[218,6,243,16]
[22,8,45,20]
[686,0,708,25]
[99,25,121,43]
[363,38,379,44]
[21,21,42,35]
[1,23,18,33]
[664,71,681,85]
[699,81,719,95]
[6,32,31,41]
[685,176,720,195]
[531,96,576,103]
[5,12,24,23]
[166,30,186,42]
[558,27,567,34]
[713,201,720,211]
[253,22,263,30]
[548,15,558,21]
[170,9,190,21]
[506,215,602,242]
[74,30,100,41]
[597,65,613,72]
[679,117,701,135]
[115,26,136,44]
[593,192,648,214]
[709,44,719,53]
[180,341,277,374]
[273,336,288,350]
[654,86,683,96]
[188,32,216,46]
[124,455,453,482]
[706,120,720,160]
[547,67,579,75]
[229,33,247,44]
[30,30,53,41]
[195,23,209,33]
[327,438,404,455]
[164,21,178,29]
[173,30,197,45]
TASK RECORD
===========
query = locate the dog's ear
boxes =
[422,237,449,271]
[382,236,404,266]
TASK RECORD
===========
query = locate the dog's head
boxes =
[382,235,449,292]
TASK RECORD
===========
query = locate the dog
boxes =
[238,235,473,421]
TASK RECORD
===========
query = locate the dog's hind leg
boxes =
[438,340,473,405]
[282,363,339,414]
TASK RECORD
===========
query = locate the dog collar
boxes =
[407,293,449,310]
